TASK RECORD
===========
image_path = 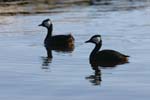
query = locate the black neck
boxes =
[90,41,102,63]
[45,24,53,42]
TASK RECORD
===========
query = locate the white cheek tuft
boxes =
[44,20,52,27]
[92,37,101,43]
[47,20,52,25]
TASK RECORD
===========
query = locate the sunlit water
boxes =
[0,0,150,100]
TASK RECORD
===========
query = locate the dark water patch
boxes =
[0,0,29,6]
[0,0,89,16]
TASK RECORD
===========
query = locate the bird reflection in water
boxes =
[41,47,74,69]
[86,60,129,86]
[41,56,52,69]
[86,67,102,85]
[47,45,74,57]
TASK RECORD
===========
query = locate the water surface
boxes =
[0,0,150,100]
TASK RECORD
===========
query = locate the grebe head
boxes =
[85,35,102,44]
[39,18,52,28]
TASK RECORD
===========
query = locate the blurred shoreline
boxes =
[0,0,89,15]
[0,0,150,15]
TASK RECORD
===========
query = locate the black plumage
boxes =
[39,18,74,58]
[85,35,129,67]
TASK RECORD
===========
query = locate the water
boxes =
[0,0,150,100]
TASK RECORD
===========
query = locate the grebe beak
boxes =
[85,40,91,43]
[38,23,43,26]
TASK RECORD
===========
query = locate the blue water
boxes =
[0,1,150,100]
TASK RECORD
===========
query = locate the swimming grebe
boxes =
[85,35,129,67]
[39,18,75,58]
